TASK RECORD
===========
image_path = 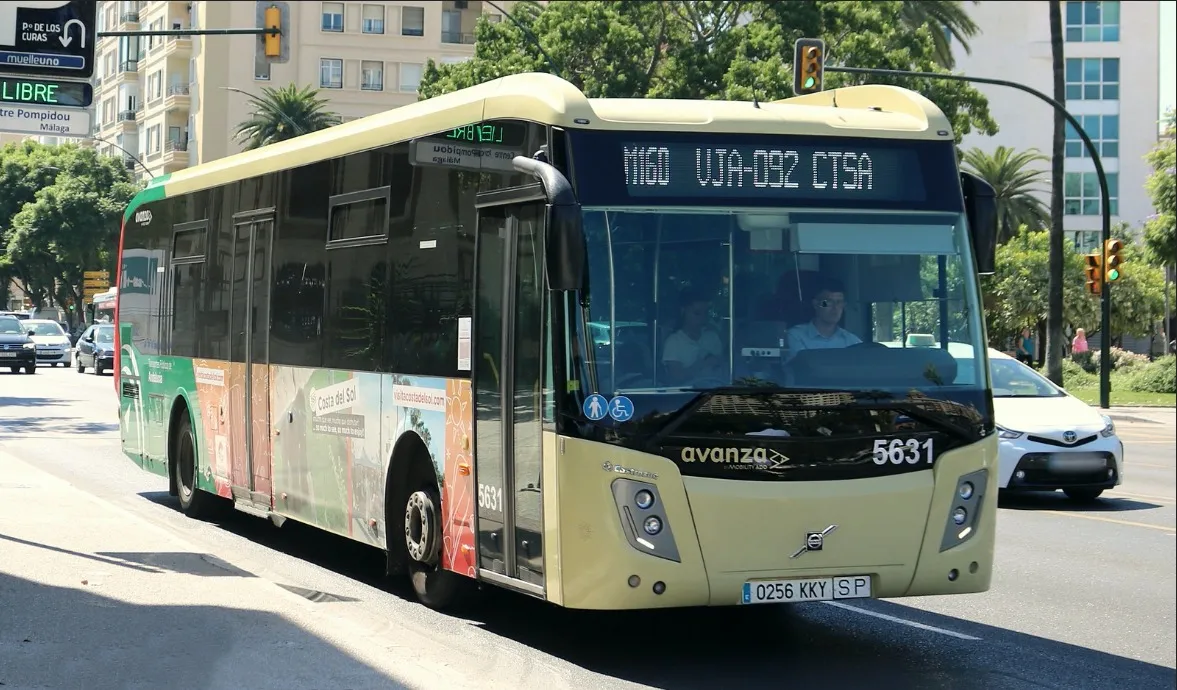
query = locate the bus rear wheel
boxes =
[401,469,466,610]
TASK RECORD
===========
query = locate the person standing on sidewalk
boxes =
[1071,328,1089,357]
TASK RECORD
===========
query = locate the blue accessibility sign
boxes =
[608,395,635,422]
[582,393,608,421]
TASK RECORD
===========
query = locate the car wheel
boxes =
[1064,488,1104,502]
[76,358,85,373]
[23,364,35,374]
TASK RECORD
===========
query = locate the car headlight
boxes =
[996,425,1023,440]
[22,342,35,350]
[1100,415,1115,438]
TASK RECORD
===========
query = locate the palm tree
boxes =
[1045,1,1066,386]
[899,0,981,69]
[961,146,1051,243]
[233,83,342,150]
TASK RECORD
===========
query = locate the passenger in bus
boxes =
[662,287,726,386]
[785,277,861,360]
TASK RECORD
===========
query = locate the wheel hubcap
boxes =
[404,490,439,564]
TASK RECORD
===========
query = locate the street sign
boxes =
[0,101,90,136]
[0,74,91,106]
[0,1,96,79]
[83,270,109,280]
[83,279,108,288]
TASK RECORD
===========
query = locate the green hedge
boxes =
[1119,356,1176,394]
[1040,354,1175,394]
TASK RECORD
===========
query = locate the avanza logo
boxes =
[679,447,790,468]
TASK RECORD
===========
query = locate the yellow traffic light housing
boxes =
[264,5,281,58]
[793,38,826,95]
[1084,253,1102,295]
[1103,238,1124,282]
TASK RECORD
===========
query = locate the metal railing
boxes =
[440,31,475,44]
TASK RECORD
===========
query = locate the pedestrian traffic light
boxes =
[1103,238,1124,282]
[793,38,826,95]
[264,5,282,57]
[1084,253,1102,295]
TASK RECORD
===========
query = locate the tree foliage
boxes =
[961,146,1050,242]
[233,83,342,150]
[982,227,1174,344]
[0,142,139,319]
[1142,108,1175,267]
[419,1,996,142]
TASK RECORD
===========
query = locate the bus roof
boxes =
[127,72,955,213]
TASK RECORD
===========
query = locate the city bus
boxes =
[115,72,1000,611]
[90,288,117,324]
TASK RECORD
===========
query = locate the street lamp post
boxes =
[825,66,1114,409]
[89,135,155,179]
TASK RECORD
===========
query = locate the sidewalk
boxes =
[0,451,468,690]
[1098,406,1176,425]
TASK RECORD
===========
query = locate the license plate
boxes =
[742,575,872,604]
[0,352,17,358]
[1048,452,1106,472]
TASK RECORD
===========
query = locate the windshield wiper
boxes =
[646,386,979,447]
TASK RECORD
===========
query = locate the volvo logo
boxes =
[791,524,838,558]
[1063,430,1077,443]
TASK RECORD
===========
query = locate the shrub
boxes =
[1071,349,1097,373]
[1109,346,1150,370]
[1120,355,1177,394]
[1056,358,1098,389]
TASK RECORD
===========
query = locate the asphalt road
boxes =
[2,366,1174,689]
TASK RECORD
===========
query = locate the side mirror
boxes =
[85,334,95,343]
[27,329,36,337]
[545,203,586,292]
[961,171,997,275]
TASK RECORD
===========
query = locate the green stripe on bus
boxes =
[123,173,172,224]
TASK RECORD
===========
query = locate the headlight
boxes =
[996,425,1023,440]
[22,342,35,349]
[1100,415,1115,438]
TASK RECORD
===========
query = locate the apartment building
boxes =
[953,1,1162,251]
[88,0,515,180]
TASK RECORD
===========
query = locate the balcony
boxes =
[118,59,138,74]
[162,139,189,168]
[441,31,475,45]
[120,11,140,25]
[148,33,192,61]
[118,110,137,125]
[163,84,190,111]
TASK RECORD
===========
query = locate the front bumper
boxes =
[998,434,1124,491]
[35,347,71,364]
[0,350,36,366]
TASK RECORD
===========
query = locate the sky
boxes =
[1162,2,1175,122]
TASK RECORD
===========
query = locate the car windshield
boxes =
[28,321,65,336]
[0,318,24,334]
[990,357,1065,398]
[93,327,115,344]
[577,207,986,401]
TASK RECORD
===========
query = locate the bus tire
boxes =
[397,451,467,610]
[173,412,214,519]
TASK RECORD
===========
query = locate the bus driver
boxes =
[785,277,861,361]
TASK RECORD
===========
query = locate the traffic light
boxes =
[1084,253,1102,295]
[264,5,282,57]
[1103,238,1124,282]
[793,38,826,95]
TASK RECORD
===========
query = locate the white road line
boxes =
[822,601,982,641]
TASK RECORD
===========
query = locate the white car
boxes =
[24,319,73,367]
[989,348,1123,502]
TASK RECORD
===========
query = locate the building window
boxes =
[402,6,424,36]
[321,2,343,32]
[1064,171,1119,216]
[1065,57,1119,101]
[399,63,423,92]
[362,4,385,34]
[1065,114,1119,158]
[320,58,343,89]
[1065,1,1120,42]
[361,60,383,90]
[487,13,502,23]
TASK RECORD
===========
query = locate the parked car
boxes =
[75,323,116,375]
[24,319,73,367]
[0,315,37,374]
[990,348,1123,502]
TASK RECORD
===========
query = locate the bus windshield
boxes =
[578,207,987,412]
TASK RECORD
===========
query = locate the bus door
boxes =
[472,188,548,596]
[228,209,275,514]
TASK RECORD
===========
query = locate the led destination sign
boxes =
[621,142,922,203]
[0,75,91,107]
[568,131,964,211]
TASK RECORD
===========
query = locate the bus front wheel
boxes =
[400,463,466,610]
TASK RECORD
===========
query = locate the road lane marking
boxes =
[1108,490,1175,504]
[822,601,982,640]
[1039,510,1177,533]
